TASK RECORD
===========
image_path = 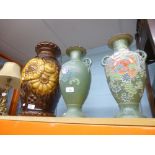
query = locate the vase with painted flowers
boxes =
[101,33,147,118]
[20,41,61,116]
[59,46,92,117]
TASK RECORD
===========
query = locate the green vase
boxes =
[101,33,147,118]
[59,46,92,117]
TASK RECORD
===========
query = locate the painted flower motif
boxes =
[109,74,121,81]
[69,78,80,85]
[109,81,121,93]
[138,90,144,97]
[128,68,137,78]
[127,92,134,98]
[108,54,139,78]
[113,64,124,73]
[139,71,146,78]
[121,73,131,83]
[121,93,130,102]
[61,67,68,74]
[123,83,137,96]
[60,70,71,82]
[135,80,143,90]
[136,55,146,71]
[112,59,130,75]
[111,86,121,93]
[128,55,137,64]
[121,92,135,103]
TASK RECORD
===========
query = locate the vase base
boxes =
[63,109,85,117]
[0,113,8,116]
[20,111,55,117]
[115,112,145,118]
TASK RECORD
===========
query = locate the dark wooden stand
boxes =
[136,19,155,117]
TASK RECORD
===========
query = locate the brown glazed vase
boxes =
[20,41,61,116]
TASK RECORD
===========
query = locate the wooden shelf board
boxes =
[0,116,155,126]
[0,116,155,134]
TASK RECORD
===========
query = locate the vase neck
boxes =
[38,51,56,59]
[70,50,82,60]
[112,39,130,53]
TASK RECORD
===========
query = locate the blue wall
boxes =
[56,44,153,118]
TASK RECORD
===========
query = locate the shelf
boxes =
[0,116,155,134]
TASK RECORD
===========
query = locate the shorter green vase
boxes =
[101,33,147,118]
[59,46,92,117]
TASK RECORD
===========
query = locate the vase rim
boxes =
[35,41,61,58]
[66,46,86,57]
[108,33,133,49]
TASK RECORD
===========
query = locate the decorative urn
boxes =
[20,41,61,116]
[101,33,147,118]
[59,46,92,117]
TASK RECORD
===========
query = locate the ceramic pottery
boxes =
[101,33,147,118]
[59,46,92,117]
[20,41,61,116]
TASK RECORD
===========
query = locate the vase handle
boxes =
[136,50,147,61]
[101,56,110,66]
[83,57,92,69]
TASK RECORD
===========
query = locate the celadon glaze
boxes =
[59,46,92,117]
[101,33,147,118]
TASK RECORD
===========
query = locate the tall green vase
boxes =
[59,46,92,117]
[101,33,147,118]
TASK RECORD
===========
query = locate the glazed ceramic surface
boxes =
[102,34,147,118]
[59,46,92,117]
[20,42,61,116]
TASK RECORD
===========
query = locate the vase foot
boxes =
[63,108,85,117]
[115,112,145,118]
[20,111,55,117]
